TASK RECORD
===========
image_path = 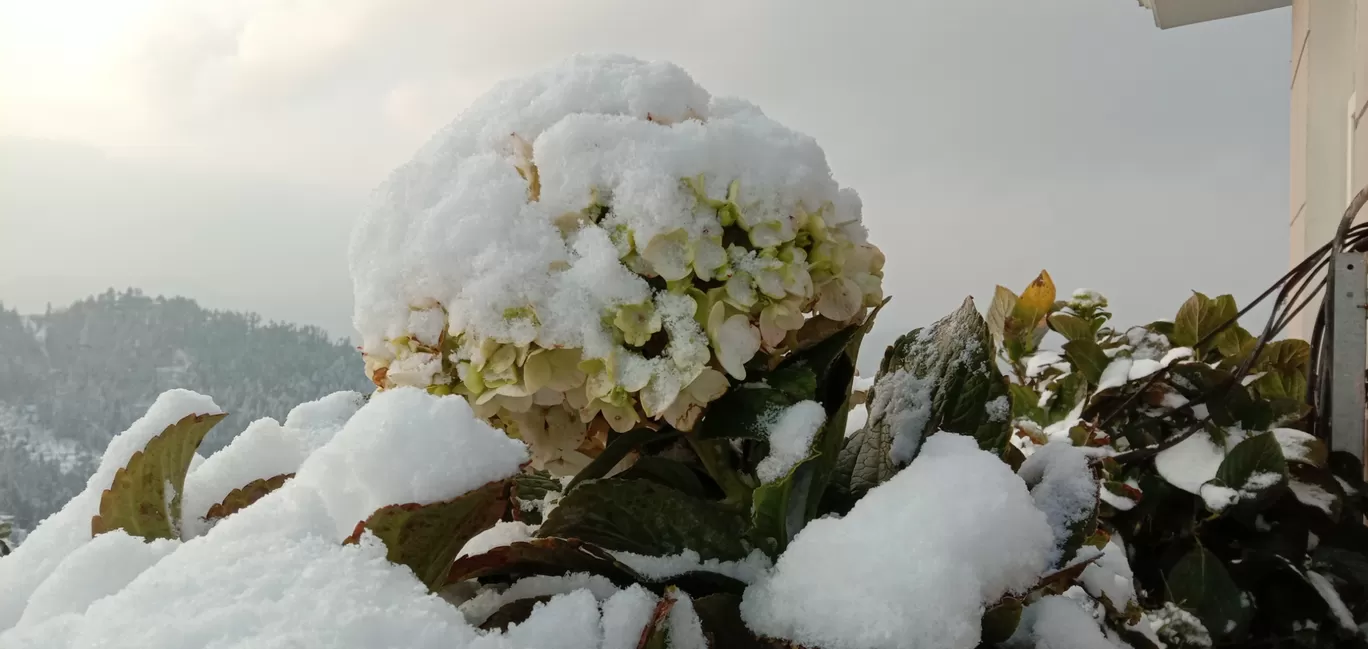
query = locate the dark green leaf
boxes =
[1147,320,1176,337]
[203,473,292,523]
[981,598,1023,644]
[511,470,562,525]
[1045,373,1088,425]
[1047,312,1095,342]
[1276,429,1328,467]
[1252,339,1311,401]
[1172,292,1238,351]
[478,596,554,631]
[1287,463,1346,521]
[1008,383,1045,424]
[1063,339,1110,385]
[796,299,885,521]
[446,537,645,587]
[1214,326,1256,363]
[566,428,679,492]
[1310,547,1368,590]
[92,411,226,540]
[537,479,750,560]
[1214,432,1288,496]
[615,456,709,499]
[751,454,819,554]
[1269,399,1313,428]
[833,297,1005,500]
[344,479,509,590]
[693,594,769,649]
[1167,546,1252,640]
[697,365,816,440]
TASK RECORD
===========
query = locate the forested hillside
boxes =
[0,289,372,536]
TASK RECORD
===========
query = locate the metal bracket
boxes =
[1329,249,1367,462]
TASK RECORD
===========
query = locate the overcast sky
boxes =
[0,0,1291,367]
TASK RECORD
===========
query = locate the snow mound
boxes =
[0,389,222,630]
[740,433,1055,649]
[0,388,685,649]
[291,386,529,540]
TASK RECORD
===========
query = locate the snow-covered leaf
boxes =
[781,300,883,516]
[1046,312,1094,343]
[1167,546,1251,640]
[343,478,510,590]
[1008,383,1046,424]
[1273,427,1327,467]
[537,479,750,560]
[750,453,819,555]
[1211,431,1288,503]
[446,538,645,587]
[478,595,556,632]
[511,470,562,524]
[1310,546,1368,592]
[696,365,816,440]
[1018,442,1099,568]
[91,411,227,540]
[980,597,1024,644]
[834,297,1007,502]
[1288,466,1345,520]
[202,473,292,523]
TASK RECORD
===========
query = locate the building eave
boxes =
[1138,0,1291,29]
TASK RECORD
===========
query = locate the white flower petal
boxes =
[714,314,761,380]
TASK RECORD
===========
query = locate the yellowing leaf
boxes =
[1006,271,1056,353]
[203,473,293,523]
[91,412,226,541]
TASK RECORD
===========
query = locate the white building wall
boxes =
[1286,0,1361,340]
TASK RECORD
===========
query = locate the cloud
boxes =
[0,0,1292,351]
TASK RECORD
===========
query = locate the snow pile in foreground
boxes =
[181,390,366,538]
[0,388,583,649]
[0,389,223,630]
[0,390,1094,649]
[740,433,1056,649]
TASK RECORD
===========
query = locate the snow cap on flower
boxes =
[350,54,883,474]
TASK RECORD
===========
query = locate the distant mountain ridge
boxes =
[0,288,373,535]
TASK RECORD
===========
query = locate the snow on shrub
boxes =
[349,53,884,475]
[4,55,1368,649]
[741,433,1054,649]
